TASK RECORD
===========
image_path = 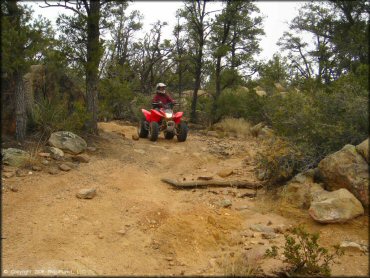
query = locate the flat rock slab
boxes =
[72,154,90,163]
[59,164,71,171]
[76,188,96,199]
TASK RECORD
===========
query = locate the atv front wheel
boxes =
[164,131,175,140]
[149,122,159,141]
[176,122,188,142]
[138,120,149,138]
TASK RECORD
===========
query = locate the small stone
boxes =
[42,160,49,165]
[249,224,275,233]
[38,152,51,157]
[87,146,97,152]
[10,186,19,192]
[59,164,71,171]
[98,234,104,239]
[274,224,287,234]
[235,205,249,211]
[117,229,127,235]
[261,232,277,239]
[258,242,265,245]
[28,171,33,175]
[166,257,173,261]
[217,169,234,178]
[32,165,42,171]
[132,134,139,141]
[3,172,14,178]
[76,188,96,199]
[48,168,59,175]
[169,262,175,266]
[72,154,90,163]
[267,220,272,226]
[216,199,232,208]
[15,169,27,177]
[49,147,64,157]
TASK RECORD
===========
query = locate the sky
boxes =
[27,1,310,62]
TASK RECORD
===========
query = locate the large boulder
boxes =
[2,148,30,167]
[356,138,368,163]
[318,144,368,207]
[48,131,87,154]
[282,182,325,209]
[308,188,364,223]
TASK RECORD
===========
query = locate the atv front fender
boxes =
[141,109,151,122]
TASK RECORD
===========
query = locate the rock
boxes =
[308,188,364,223]
[216,199,232,208]
[10,186,19,192]
[32,165,42,171]
[48,131,87,154]
[117,229,127,235]
[274,224,288,234]
[256,169,270,181]
[340,240,368,253]
[318,144,368,207]
[2,148,30,167]
[48,168,59,175]
[249,224,275,233]
[250,123,264,137]
[72,154,90,163]
[355,138,368,163]
[3,172,15,178]
[261,232,277,239]
[76,188,96,199]
[42,160,50,165]
[290,170,315,184]
[132,134,139,141]
[98,234,104,239]
[59,164,71,171]
[38,152,51,157]
[217,169,233,178]
[64,162,78,169]
[16,169,28,177]
[281,182,325,209]
[48,147,64,157]
[133,149,145,154]
[87,146,97,152]
[235,206,249,211]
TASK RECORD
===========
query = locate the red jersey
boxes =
[152,92,175,105]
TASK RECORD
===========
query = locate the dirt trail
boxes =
[2,121,368,276]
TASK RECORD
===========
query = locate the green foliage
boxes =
[216,87,266,124]
[265,225,344,276]
[256,137,304,184]
[30,98,89,137]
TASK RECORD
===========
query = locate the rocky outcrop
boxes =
[2,148,30,167]
[282,182,325,209]
[318,144,368,207]
[356,138,368,163]
[308,188,364,223]
[48,131,87,154]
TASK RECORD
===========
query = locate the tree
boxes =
[180,0,215,123]
[41,0,115,134]
[2,1,54,141]
[209,0,263,123]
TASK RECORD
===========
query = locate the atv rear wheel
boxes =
[149,122,159,141]
[176,122,188,142]
[138,120,149,138]
[164,131,175,140]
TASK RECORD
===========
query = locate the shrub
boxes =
[222,252,264,276]
[265,225,344,277]
[213,117,251,138]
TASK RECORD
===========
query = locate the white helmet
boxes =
[156,83,166,94]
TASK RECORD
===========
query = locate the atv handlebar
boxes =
[152,102,178,109]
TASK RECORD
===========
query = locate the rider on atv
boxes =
[152,83,175,110]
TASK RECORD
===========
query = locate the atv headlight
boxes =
[165,112,173,118]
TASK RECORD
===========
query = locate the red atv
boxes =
[138,102,188,142]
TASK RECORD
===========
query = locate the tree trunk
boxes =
[15,73,27,142]
[85,1,101,134]
[190,48,203,123]
[211,56,222,123]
